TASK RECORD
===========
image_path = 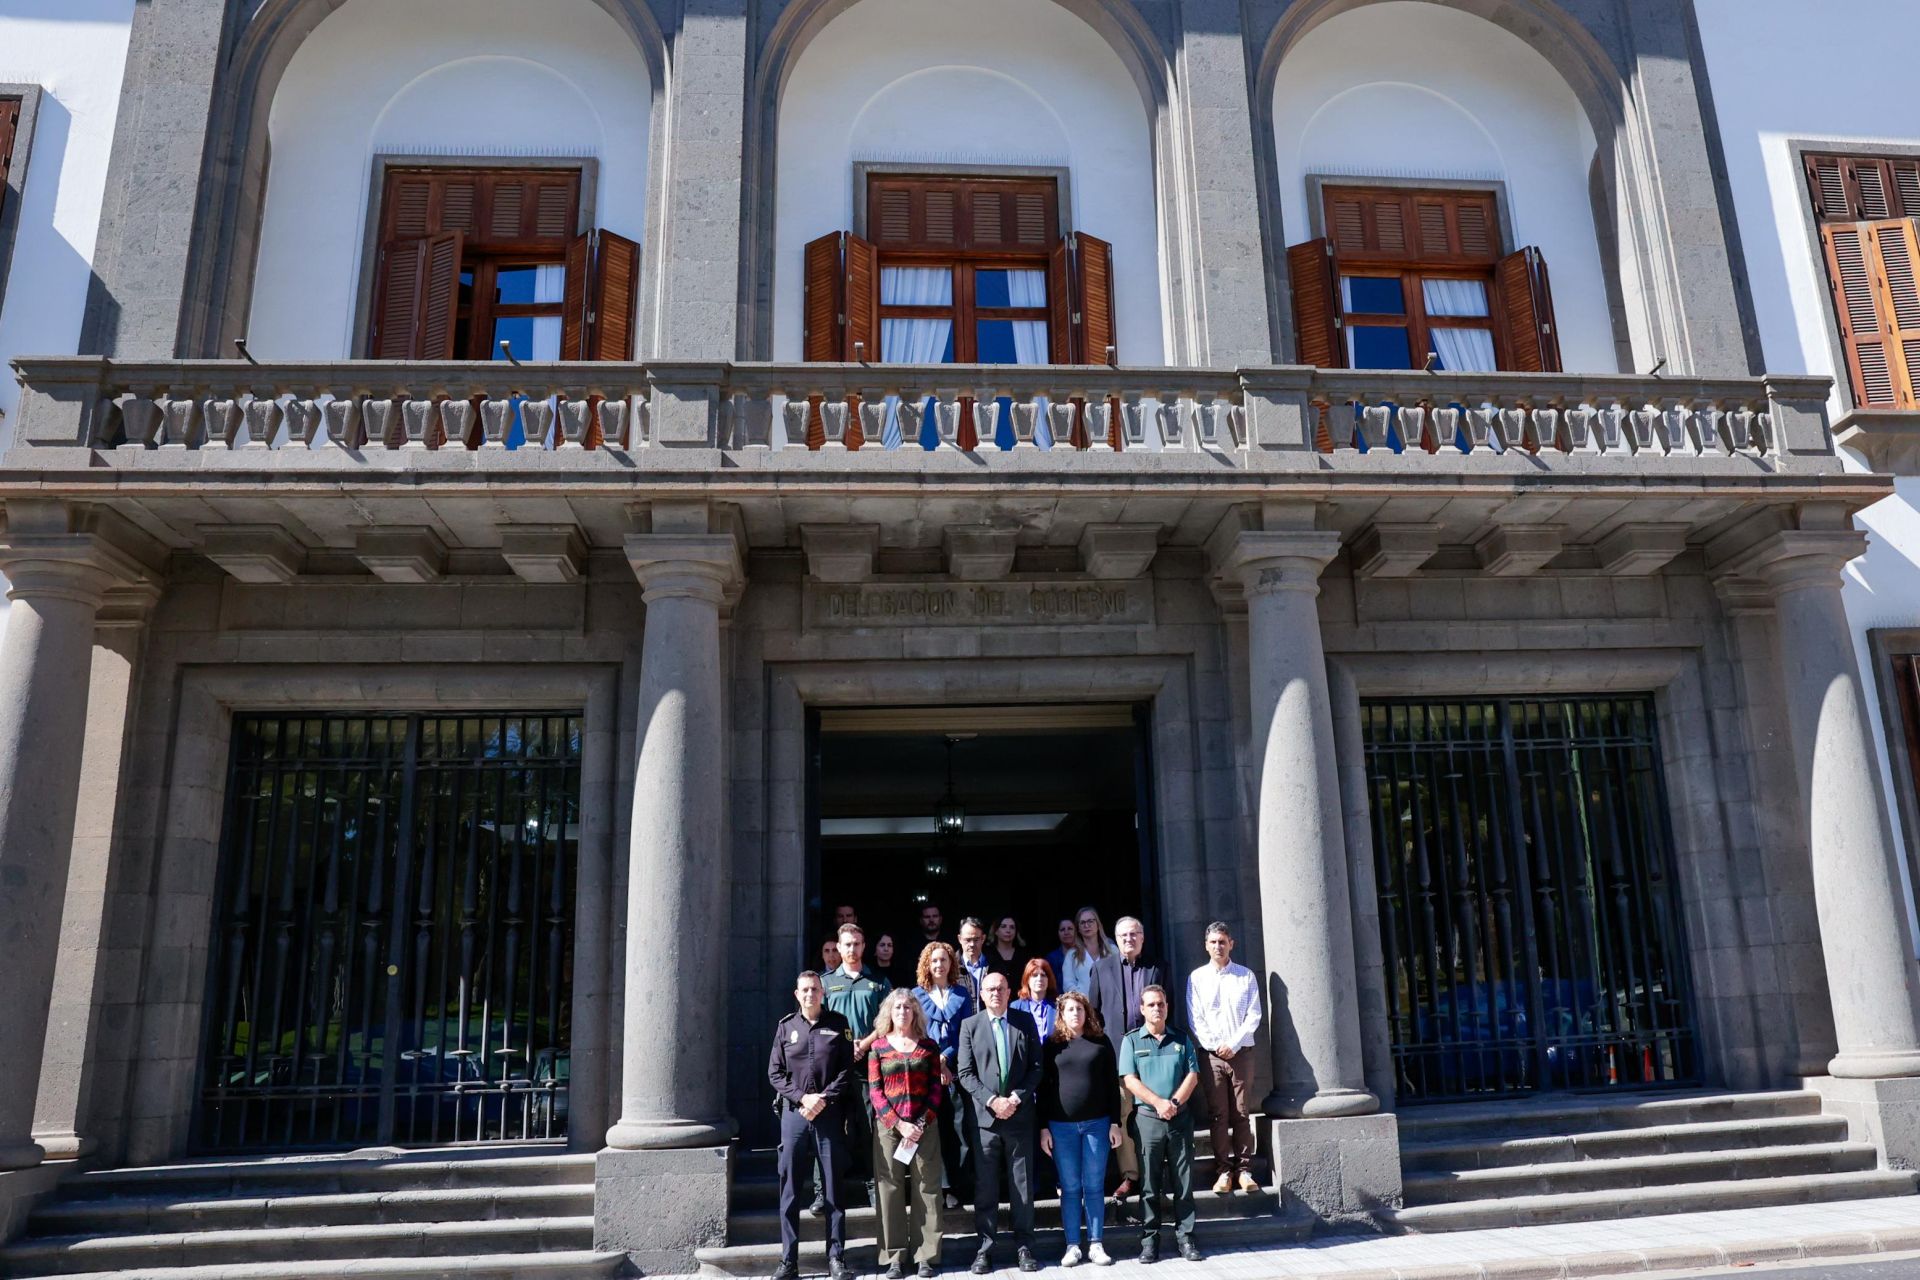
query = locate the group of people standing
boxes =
[768,907,1267,1279]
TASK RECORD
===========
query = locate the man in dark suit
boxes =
[1084,915,1162,1201]
[957,970,1042,1274]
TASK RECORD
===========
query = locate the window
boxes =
[0,93,27,312]
[1804,153,1920,411]
[1288,185,1560,374]
[0,97,18,218]
[801,173,1117,448]
[367,166,638,361]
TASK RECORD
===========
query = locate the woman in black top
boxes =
[1039,991,1121,1267]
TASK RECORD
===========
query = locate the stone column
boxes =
[1225,529,1397,1227]
[1727,530,1920,1165]
[0,510,142,1170]
[32,586,158,1161]
[596,527,741,1271]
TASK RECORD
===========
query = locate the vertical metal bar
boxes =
[378,717,420,1146]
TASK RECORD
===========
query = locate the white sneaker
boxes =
[1088,1243,1114,1267]
[1060,1245,1084,1268]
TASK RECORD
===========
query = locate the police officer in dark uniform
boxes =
[769,970,859,1280]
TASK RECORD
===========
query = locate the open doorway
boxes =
[809,705,1157,984]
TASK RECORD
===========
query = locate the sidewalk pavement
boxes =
[962,1196,1920,1280]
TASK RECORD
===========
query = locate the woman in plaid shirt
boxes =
[869,989,947,1277]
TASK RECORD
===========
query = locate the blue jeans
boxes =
[1049,1118,1110,1244]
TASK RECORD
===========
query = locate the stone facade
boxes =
[0,0,1917,1273]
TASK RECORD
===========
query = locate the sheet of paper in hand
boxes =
[894,1138,919,1165]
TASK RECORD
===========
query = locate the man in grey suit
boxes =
[957,971,1043,1274]
[1084,915,1164,1202]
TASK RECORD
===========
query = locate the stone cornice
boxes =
[1835,410,1920,477]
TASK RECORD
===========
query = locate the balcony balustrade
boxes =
[5,358,1843,476]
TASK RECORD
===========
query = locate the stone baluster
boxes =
[0,503,144,1170]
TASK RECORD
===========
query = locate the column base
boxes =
[1828,1048,1920,1080]
[604,1116,737,1150]
[1260,1086,1379,1119]
[31,1131,93,1162]
[1809,1075,1920,1170]
[1268,1112,1401,1230]
[0,1142,45,1173]
[595,1144,732,1273]
[0,1162,66,1241]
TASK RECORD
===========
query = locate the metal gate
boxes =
[197,713,581,1150]
[1364,697,1696,1102]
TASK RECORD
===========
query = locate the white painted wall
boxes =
[247,0,652,359]
[1269,1,1622,374]
[0,1,135,435]
[1696,0,1920,946]
[772,0,1164,363]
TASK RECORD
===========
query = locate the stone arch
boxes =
[1252,0,1734,375]
[742,0,1212,362]
[176,0,668,358]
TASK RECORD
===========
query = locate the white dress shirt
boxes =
[1187,960,1262,1052]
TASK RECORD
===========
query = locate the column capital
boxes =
[1220,529,1343,597]
[0,534,148,609]
[1714,529,1867,597]
[623,534,744,607]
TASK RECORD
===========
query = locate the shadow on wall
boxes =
[0,92,93,430]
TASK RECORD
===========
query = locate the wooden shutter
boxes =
[1073,232,1116,366]
[1287,238,1343,368]
[844,233,877,361]
[1048,239,1074,363]
[1820,219,1920,409]
[803,231,846,362]
[1495,246,1561,373]
[561,229,642,361]
[371,231,462,359]
[561,233,591,360]
[0,98,19,199]
[1323,185,1500,266]
[1807,154,1920,223]
[866,174,1058,253]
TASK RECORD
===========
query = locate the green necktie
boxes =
[994,1017,1010,1095]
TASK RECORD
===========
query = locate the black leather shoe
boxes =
[1179,1238,1203,1263]
[1137,1237,1158,1265]
[970,1246,993,1275]
[886,1262,907,1280]
[809,1192,828,1216]
[829,1259,854,1280]
[772,1263,800,1280]
[1017,1246,1039,1272]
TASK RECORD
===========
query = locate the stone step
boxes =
[725,1186,1277,1246]
[1402,1141,1881,1204]
[1386,1169,1919,1232]
[26,1184,594,1235]
[1399,1112,1851,1173]
[0,1217,596,1277]
[3,1252,626,1280]
[694,1204,1311,1277]
[46,1149,589,1202]
[1393,1090,1819,1145]
[733,1125,1264,1184]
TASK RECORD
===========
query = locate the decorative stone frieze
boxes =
[1473,523,1565,576]
[1596,522,1690,576]
[500,525,587,584]
[942,524,1018,580]
[799,524,879,583]
[1078,523,1161,579]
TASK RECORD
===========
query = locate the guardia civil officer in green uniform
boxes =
[824,924,892,1198]
[1118,983,1204,1264]
[768,970,858,1280]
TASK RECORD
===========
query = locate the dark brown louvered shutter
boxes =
[1323,185,1500,266]
[844,233,878,362]
[1048,239,1074,363]
[1821,219,1920,409]
[1287,238,1343,368]
[417,230,463,359]
[561,232,591,360]
[1,97,22,200]
[803,231,845,362]
[1808,154,1920,224]
[1495,246,1561,373]
[587,229,641,360]
[1073,232,1116,366]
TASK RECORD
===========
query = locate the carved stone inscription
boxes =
[805,580,1153,628]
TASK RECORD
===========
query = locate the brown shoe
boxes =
[1111,1177,1136,1201]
